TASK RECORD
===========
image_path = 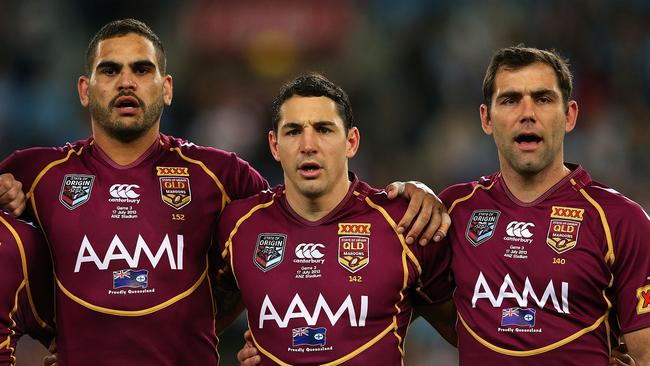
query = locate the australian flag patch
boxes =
[113,269,149,289]
[501,307,536,327]
[292,327,326,347]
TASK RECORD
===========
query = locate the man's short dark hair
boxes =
[85,18,166,76]
[271,73,354,132]
[482,45,573,113]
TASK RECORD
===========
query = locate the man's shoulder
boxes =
[163,134,242,162]
[582,181,649,222]
[439,174,498,207]
[4,139,88,164]
[220,187,277,222]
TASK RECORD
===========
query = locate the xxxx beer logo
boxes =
[156,166,191,209]
[550,206,584,221]
[637,285,650,315]
[338,236,369,273]
[156,167,189,177]
[337,223,371,236]
[546,206,584,254]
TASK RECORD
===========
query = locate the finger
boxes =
[396,192,421,239]
[385,182,404,200]
[43,355,57,366]
[241,355,262,366]
[433,211,451,242]
[48,339,57,353]
[417,205,442,246]
[243,329,254,343]
[406,195,433,245]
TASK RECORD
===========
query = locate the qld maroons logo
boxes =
[59,174,95,210]
[254,233,287,271]
[156,166,191,210]
[338,236,369,273]
[465,210,500,247]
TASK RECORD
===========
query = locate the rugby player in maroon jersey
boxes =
[0,19,451,366]
[0,212,54,366]
[217,73,457,365]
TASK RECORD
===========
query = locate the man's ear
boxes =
[78,75,90,107]
[269,130,281,162]
[480,104,493,135]
[345,127,360,158]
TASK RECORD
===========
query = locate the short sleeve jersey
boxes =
[0,134,267,366]
[441,164,650,365]
[0,212,53,366]
[217,175,453,365]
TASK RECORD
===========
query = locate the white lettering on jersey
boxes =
[259,293,368,329]
[471,271,569,313]
[74,234,184,272]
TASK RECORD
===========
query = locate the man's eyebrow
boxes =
[496,90,522,100]
[96,60,121,70]
[131,60,157,69]
[531,89,559,99]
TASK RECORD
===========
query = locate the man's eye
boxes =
[135,66,151,75]
[317,127,332,133]
[101,68,117,75]
[286,129,300,136]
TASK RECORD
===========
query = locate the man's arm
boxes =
[213,268,245,334]
[385,181,451,246]
[414,299,457,347]
[624,328,650,366]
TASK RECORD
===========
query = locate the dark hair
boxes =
[85,18,166,75]
[271,73,354,132]
[482,45,573,113]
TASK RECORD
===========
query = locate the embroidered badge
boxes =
[254,233,287,271]
[465,210,501,246]
[59,174,95,210]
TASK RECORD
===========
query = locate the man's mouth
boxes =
[298,162,322,178]
[113,96,141,115]
[514,132,542,150]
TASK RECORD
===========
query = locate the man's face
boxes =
[269,96,359,200]
[480,62,577,176]
[78,33,172,142]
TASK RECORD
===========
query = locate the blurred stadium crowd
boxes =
[1,0,647,365]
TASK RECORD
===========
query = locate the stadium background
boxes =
[1,0,647,365]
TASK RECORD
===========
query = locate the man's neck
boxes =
[285,178,351,222]
[92,124,160,166]
[500,161,571,203]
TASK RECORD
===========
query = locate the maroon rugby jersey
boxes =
[0,134,267,366]
[217,175,453,365]
[441,164,650,365]
[0,212,53,366]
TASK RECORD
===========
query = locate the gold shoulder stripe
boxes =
[249,319,397,366]
[448,179,497,214]
[29,146,85,230]
[56,261,208,316]
[6,280,27,362]
[458,311,608,356]
[170,147,231,212]
[0,216,49,328]
[571,179,615,266]
[222,196,275,289]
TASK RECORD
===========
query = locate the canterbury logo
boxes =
[550,206,584,221]
[156,167,189,176]
[506,221,534,238]
[295,243,325,259]
[109,184,140,199]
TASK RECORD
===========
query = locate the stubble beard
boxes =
[88,92,164,143]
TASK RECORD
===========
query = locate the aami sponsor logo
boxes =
[259,293,368,329]
[109,184,141,204]
[471,271,569,314]
[74,234,184,272]
[504,221,534,244]
[294,243,325,264]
